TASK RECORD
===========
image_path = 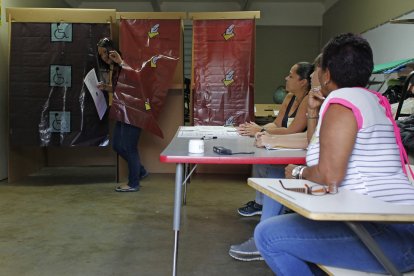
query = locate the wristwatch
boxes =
[292,165,306,179]
[260,127,266,132]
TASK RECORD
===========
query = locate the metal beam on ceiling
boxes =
[242,0,252,11]
[151,0,161,12]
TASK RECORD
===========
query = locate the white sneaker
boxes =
[229,250,264,262]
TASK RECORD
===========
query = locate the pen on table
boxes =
[201,136,217,140]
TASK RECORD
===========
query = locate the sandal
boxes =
[115,185,139,192]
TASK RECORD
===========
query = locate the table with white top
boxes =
[248,178,414,276]
[160,126,306,276]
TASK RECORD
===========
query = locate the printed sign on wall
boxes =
[51,23,72,42]
[49,111,71,133]
[50,65,72,87]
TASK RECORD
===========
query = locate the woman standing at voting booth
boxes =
[96,37,148,192]
[255,33,414,275]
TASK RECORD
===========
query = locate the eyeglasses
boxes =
[279,180,336,195]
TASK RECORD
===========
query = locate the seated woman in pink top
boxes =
[255,33,414,275]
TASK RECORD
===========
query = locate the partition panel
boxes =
[7,8,116,182]
[190,12,260,126]
[10,22,111,146]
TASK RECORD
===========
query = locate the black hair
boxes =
[313,53,322,68]
[97,37,115,51]
[321,33,373,88]
[295,62,314,91]
[96,37,122,84]
[96,37,122,71]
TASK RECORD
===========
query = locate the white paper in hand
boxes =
[84,68,107,120]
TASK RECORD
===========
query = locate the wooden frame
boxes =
[188,11,260,20]
[117,12,186,20]
[6,8,115,23]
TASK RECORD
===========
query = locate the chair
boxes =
[395,70,414,120]
[319,266,414,276]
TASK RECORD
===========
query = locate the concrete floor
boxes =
[0,167,273,276]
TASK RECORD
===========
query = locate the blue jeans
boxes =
[252,164,286,220]
[254,213,414,275]
[261,194,284,221]
[112,121,146,188]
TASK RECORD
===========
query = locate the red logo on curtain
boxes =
[110,19,181,138]
[192,19,255,126]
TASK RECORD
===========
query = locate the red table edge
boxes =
[159,155,306,165]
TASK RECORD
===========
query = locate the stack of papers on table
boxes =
[178,126,239,138]
[265,146,305,151]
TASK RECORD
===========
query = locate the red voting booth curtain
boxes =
[192,19,255,126]
[110,19,181,138]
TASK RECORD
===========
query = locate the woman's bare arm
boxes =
[255,132,307,149]
[302,104,357,188]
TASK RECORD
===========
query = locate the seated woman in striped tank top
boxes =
[255,33,414,275]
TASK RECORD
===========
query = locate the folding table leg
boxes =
[173,163,184,276]
[182,164,198,205]
[345,222,402,276]
[183,163,189,205]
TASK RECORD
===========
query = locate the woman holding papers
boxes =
[96,38,148,192]
[255,33,414,275]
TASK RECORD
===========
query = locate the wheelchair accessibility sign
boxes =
[50,65,71,87]
[51,23,72,42]
[50,111,71,133]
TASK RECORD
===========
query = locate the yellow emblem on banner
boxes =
[223,70,235,86]
[151,55,161,68]
[148,23,160,38]
[145,99,151,110]
[223,24,235,41]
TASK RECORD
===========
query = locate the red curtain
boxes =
[110,19,181,138]
[192,19,255,126]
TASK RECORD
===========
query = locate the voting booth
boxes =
[7,8,185,182]
[7,8,117,182]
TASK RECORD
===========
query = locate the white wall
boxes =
[250,2,323,26]
[78,1,324,26]
[362,11,414,65]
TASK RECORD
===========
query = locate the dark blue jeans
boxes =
[112,121,146,188]
[255,215,414,275]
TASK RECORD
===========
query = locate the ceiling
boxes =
[64,0,339,26]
